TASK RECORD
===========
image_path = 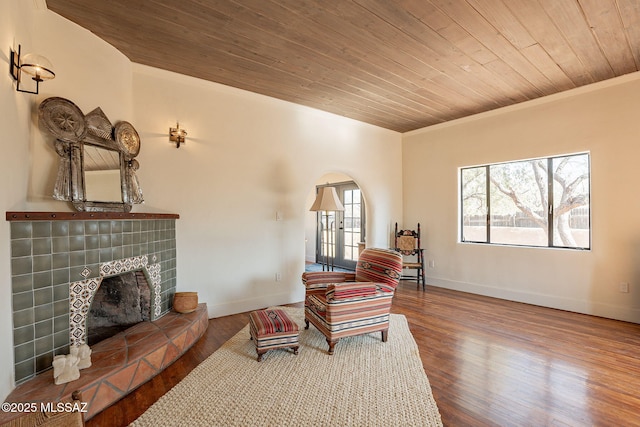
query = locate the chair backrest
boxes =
[355,248,402,292]
[395,223,421,256]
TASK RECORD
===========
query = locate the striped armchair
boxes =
[302,248,403,355]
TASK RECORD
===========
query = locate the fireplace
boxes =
[6,212,179,384]
[86,271,151,345]
[68,254,162,348]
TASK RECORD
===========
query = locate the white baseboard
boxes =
[207,291,303,319]
[428,277,640,324]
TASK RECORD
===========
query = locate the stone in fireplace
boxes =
[86,270,151,345]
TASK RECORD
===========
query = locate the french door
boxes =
[315,181,365,270]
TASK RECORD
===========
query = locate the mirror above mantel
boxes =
[84,144,122,202]
[39,97,143,212]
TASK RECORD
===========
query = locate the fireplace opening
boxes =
[86,270,151,346]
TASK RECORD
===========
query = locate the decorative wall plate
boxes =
[114,121,141,159]
[38,97,87,143]
[85,107,113,140]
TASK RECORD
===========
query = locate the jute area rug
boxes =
[131,307,442,427]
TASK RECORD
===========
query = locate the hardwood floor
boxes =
[87,282,640,426]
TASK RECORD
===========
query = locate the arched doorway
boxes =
[307,176,366,271]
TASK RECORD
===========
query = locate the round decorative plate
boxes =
[38,97,87,143]
[114,121,141,158]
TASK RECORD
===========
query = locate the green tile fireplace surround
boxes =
[6,211,179,384]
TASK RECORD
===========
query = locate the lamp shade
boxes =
[20,53,55,81]
[310,187,345,212]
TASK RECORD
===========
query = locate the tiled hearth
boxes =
[1,304,208,422]
[6,212,179,384]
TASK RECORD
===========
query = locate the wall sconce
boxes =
[9,44,55,94]
[169,123,187,148]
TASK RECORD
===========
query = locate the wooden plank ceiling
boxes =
[46,0,640,133]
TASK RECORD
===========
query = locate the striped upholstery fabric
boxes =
[306,292,394,339]
[302,271,357,287]
[355,247,403,293]
[302,248,402,354]
[249,309,299,361]
[327,282,376,300]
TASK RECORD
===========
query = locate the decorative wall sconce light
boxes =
[9,44,55,94]
[169,123,187,148]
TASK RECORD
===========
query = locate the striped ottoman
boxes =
[249,309,299,361]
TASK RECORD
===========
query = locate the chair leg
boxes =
[327,338,338,355]
[305,319,310,329]
[381,329,388,342]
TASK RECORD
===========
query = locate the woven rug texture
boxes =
[131,307,442,427]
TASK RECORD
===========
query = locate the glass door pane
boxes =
[341,187,361,264]
[318,211,337,260]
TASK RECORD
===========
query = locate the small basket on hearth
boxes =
[173,292,198,313]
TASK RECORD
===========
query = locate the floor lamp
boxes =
[310,186,345,271]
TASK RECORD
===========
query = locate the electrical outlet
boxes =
[619,282,629,293]
[275,272,282,282]
[428,260,435,268]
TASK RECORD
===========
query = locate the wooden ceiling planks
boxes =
[579,0,637,76]
[617,0,640,69]
[539,0,616,81]
[46,0,640,132]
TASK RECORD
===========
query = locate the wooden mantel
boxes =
[6,211,180,221]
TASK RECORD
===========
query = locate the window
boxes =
[461,153,590,249]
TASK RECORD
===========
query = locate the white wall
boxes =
[0,1,402,399]
[403,74,640,323]
[131,65,402,317]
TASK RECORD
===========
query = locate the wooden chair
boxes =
[394,223,426,290]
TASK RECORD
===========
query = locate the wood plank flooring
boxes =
[87,282,640,426]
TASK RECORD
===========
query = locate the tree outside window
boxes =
[461,153,590,249]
